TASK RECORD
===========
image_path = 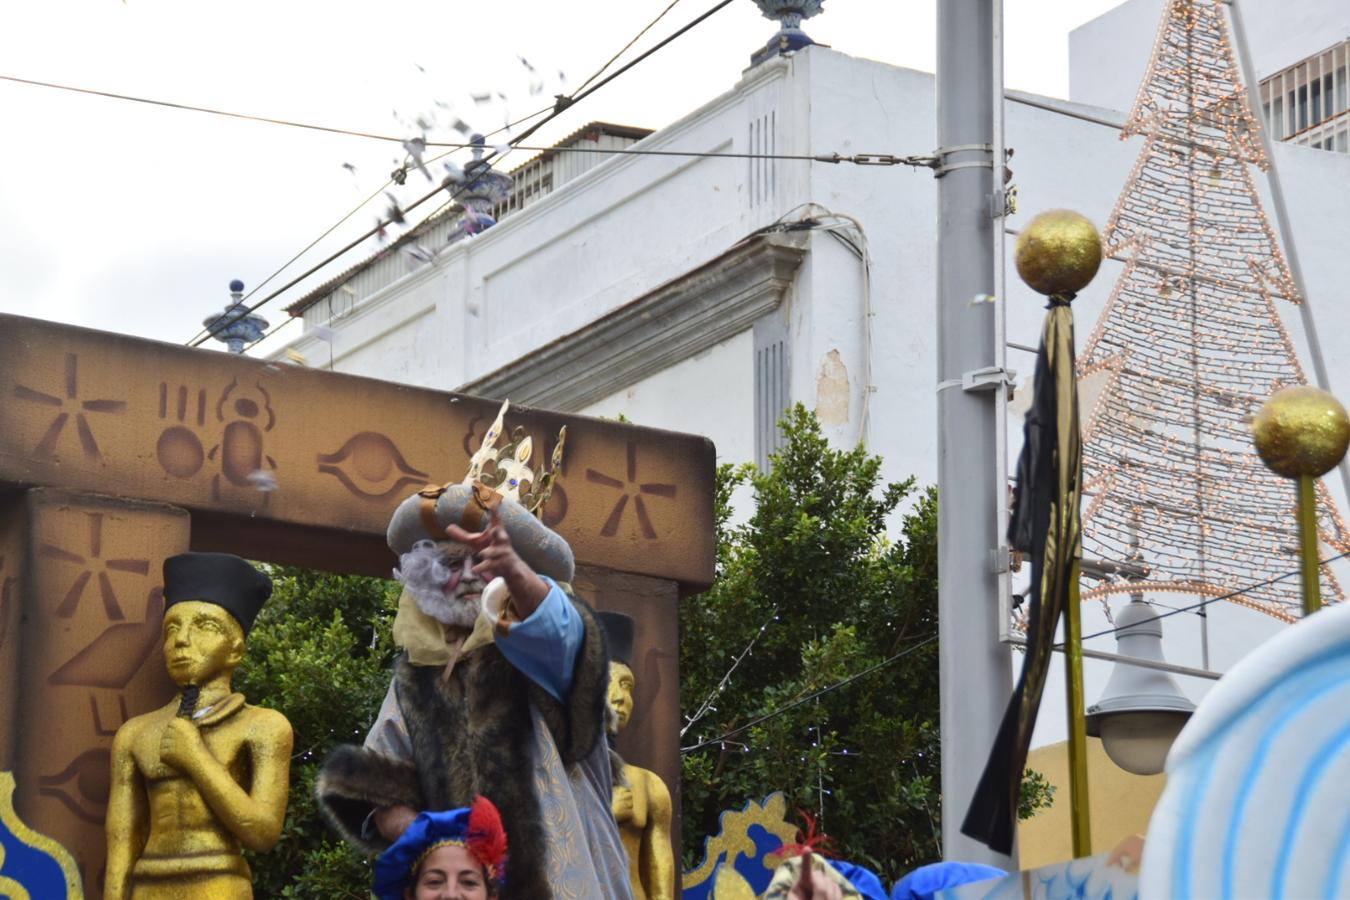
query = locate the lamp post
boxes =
[936,0,1012,868]
[203,279,268,354]
[1084,548,1195,777]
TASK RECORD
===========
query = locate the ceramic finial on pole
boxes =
[203,280,268,354]
[1251,386,1350,615]
[750,0,825,65]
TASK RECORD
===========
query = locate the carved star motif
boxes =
[585,442,676,539]
[39,512,150,620]
[13,353,126,459]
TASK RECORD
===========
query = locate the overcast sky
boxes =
[0,0,1125,353]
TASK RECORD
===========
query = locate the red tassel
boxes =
[466,795,509,880]
[775,808,837,860]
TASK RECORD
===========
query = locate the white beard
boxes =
[418,588,480,628]
[394,540,485,627]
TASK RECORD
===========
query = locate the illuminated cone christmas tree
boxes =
[1078,0,1350,621]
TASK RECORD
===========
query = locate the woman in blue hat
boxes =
[373,796,509,900]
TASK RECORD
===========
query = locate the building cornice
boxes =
[460,232,807,410]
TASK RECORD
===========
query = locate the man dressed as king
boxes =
[316,401,633,900]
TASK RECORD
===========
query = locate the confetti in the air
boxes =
[384,192,406,225]
[247,469,279,492]
[402,136,432,182]
[403,244,435,265]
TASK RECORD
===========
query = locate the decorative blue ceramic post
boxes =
[456,135,513,238]
[203,280,268,354]
[750,0,825,66]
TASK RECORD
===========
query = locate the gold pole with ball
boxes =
[963,210,1101,859]
[1251,386,1350,617]
[1012,210,1102,859]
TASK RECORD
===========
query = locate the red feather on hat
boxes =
[466,795,509,882]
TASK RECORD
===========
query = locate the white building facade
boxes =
[275,0,1350,794]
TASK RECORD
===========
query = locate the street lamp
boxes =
[1085,594,1195,775]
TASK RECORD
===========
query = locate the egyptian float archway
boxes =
[0,313,714,892]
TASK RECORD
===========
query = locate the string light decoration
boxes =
[1077,0,1350,621]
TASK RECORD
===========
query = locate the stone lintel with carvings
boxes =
[0,314,715,590]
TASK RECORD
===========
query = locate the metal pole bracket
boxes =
[962,365,1016,394]
[932,142,994,178]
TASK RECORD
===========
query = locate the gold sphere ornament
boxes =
[1015,209,1103,296]
[1251,386,1350,478]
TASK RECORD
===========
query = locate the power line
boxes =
[565,0,732,109]
[680,635,939,755]
[188,171,457,348]
[190,0,736,348]
[683,548,1349,757]
[0,1,696,149]
[1073,548,1350,645]
[184,103,553,348]
[231,183,385,308]
[496,144,932,165]
[192,0,741,346]
[572,0,686,96]
[0,73,443,145]
[1,73,923,167]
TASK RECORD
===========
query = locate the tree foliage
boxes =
[679,406,1051,883]
[233,566,397,898]
[223,405,1052,893]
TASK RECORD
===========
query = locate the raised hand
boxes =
[445,505,550,616]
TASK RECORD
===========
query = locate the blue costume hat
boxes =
[829,859,889,900]
[372,798,508,900]
[890,861,1006,900]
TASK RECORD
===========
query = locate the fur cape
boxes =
[316,596,613,900]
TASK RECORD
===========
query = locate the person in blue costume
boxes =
[316,401,632,900]
[373,797,509,900]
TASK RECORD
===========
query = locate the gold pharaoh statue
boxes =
[599,612,675,900]
[105,552,292,899]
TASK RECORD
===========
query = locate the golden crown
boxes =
[463,400,565,517]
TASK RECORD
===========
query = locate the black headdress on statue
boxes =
[163,552,272,635]
[597,611,634,667]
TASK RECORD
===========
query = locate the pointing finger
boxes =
[799,851,815,895]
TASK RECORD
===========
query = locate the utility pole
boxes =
[934,0,1016,869]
